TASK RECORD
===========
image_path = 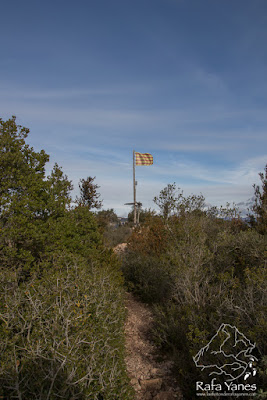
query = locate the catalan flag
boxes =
[135,152,153,166]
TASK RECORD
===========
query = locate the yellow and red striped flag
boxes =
[135,152,153,166]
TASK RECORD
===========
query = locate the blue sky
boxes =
[1,0,266,215]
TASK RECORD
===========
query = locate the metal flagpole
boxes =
[133,150,137,225]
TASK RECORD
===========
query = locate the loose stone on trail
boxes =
[124,292,183,399]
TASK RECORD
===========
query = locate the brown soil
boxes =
[124,292,183,400]
[113,242,128,254]
[113,243,183,399]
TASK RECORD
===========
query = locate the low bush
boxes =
[122,198,267,399]
[103,224,132,248]
[122,253,172,303]
[0,255,132,399]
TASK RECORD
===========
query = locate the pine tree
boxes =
[252,164,267,234]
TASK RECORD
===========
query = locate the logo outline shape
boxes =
[193,323,257,382]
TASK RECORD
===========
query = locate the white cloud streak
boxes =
[44,150,265,216]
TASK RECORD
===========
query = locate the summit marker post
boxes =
[133,150,137,225]
[132,151,153,226]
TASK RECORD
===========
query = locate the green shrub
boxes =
[0,255,133,399]
[103,224,132,248]
[122,253,172,303]
[0,117,133,399]
[122,203,267,399]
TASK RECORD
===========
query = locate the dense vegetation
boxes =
[96,209,132,248]
[1,116,266,400]
[0,117,133,399]
[122,182,267,399]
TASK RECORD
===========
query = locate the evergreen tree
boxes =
[0,117,72,271]
[252,164,267,234]
[77,176,102,209]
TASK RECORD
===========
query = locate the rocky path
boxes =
[124,292,183,400]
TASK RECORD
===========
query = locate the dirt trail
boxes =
[124,292,183,400]
[113,243,182,399]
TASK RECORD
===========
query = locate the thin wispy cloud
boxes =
[2,98,266,134]
[0,0,266,215]
[0,82,154,100]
